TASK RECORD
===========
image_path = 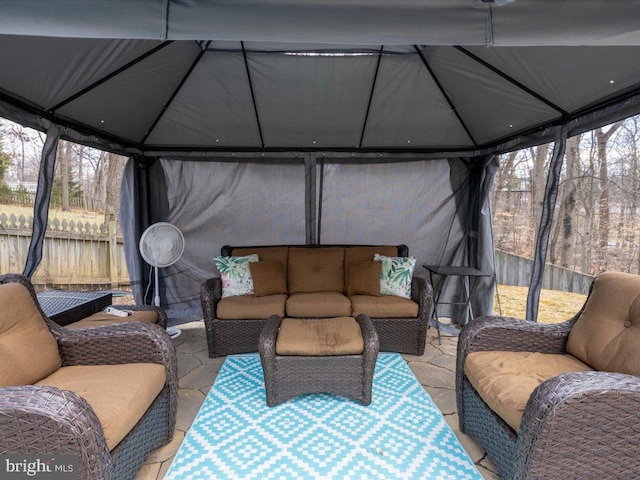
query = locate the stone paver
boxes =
[135,321,498,479]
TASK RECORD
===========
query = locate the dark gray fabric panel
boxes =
[168,1,489,45]
[248,53,377,148]
[23,123,59,278]
[145,51,261,147]
[56,41,200,143]
[0,0,167,39]
[491,1,640,46]
[119,157,170,305]
[119,158,145,304]
[0,35,160,111]
[2,1,639,46]
[159,159,306,322]
[422,46,560,145]
[318,159,465,278]
[463,46,640,114]
[361,53,473,148]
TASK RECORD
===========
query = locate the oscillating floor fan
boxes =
[139,222,185,341]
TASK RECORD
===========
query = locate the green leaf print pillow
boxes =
[373,254,416,298]
[213,254,259,298]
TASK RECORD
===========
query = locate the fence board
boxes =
[0,213,129,289]
[495,250,593,295]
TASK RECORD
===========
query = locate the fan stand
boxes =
[153,266,183,343]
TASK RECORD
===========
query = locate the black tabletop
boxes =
[423,265,492,277]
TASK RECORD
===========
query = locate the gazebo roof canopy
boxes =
[1,0,640,155]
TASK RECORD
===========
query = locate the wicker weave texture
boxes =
[456,275,640,480]
[259,314,379,407]
[0,273,178,480]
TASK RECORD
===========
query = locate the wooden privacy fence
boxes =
[494,249,593,295]
[0,213,129,289]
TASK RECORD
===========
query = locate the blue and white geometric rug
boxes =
[165,353,482,480]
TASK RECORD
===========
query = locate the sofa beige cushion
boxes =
[344,246,398,287]
[232,246,290,274]
[286,292,351,317]
[217,294,287,319]
[288,247,345,293]
[36,363,166,450]
[346,261,382,296]
[65,310,158,330]
[249,260,287,297]
[350,294,419,318]
[0,283,61,386]
[566,271,640,376]
[465,351,593,432]
[275,317,364,355]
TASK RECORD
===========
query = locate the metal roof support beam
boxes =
[242,41,265,149]
[141,40,211,144]
[414,45,477,146]
[359,46,384,149]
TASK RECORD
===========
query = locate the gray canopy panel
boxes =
[1,1,640,153]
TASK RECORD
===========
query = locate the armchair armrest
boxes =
[0,385,110,479]
[411,276,433,324]
[200,277,222,324]
[55,322,175,368]
[514,371,640,479]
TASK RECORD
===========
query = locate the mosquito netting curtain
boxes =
[120,154,497,325]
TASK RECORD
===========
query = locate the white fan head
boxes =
[139,222,185,268]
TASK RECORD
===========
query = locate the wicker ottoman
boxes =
[258,314,379,407]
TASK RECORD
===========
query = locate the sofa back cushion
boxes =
[0,283,62,386]
[231,246,290,274]
[567,271,640,376]
[288,247,345,293]
[344,246,399,287]
[249,260,287,296]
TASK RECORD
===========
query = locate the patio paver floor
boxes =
[134,321,499,480]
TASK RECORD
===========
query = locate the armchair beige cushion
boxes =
[567,271,640,376]
[0,283,61,386]
[464,351,593,431]
[37,363,166,450]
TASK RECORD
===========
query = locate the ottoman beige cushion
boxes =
[275,317,364,356]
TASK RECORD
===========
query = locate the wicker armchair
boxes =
[0,274,178,480]
[456,272,640,479]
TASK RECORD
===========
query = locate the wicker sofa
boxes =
[0,274,178,480]
[201,244,433,357]
[456,271,640,479]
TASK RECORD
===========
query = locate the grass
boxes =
[494,285,586,324]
